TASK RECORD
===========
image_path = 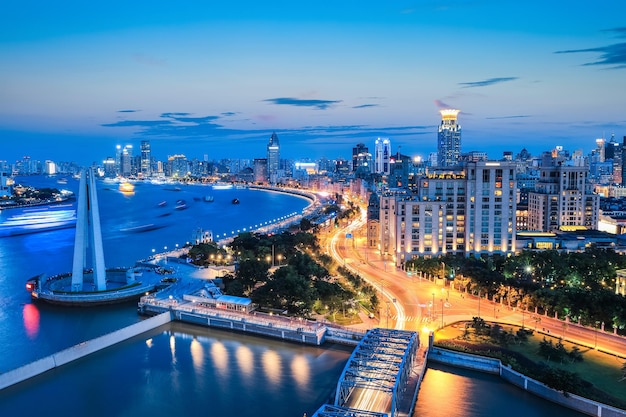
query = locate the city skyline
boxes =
[1,1,626,164]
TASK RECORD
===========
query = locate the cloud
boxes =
[263,97,342,110]
[459,77,519,88]
[160,112,191,118]
[485,115,531,120]
[101,109,434,147]
[102,120,171,128]
[162,114,220,124]
[117,109,140,113]
[434,99,455,109]
[555,27,626,69]
[352,104,379,109]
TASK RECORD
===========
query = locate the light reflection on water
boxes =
[236,344,254,378]
[262,348,283,386]
[22,303,40,339]
[291,353,311,388]
[0,323,351,417]
[413,363,587,417]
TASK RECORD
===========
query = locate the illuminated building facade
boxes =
[253,158,268,184]
[380,161,517,265]
[267,132,280,184]
[140,140,151,177]
[374,138,391,175]
[168,154,188,178]
[528,161,599,232]
[437,109,461,167]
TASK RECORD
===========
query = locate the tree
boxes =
[235,258,269,293]
[299,218,314,231]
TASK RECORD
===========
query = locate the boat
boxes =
[120,223,165,233]
[175,199,188,210]
[57,178,68,185]
[157,201,167,207]
[0,209,77,237]
[204,195,214,202]
[231,198,240,205]
[212,183,233,190]
[119,182,135,193]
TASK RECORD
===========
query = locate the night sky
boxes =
[1,1,625,164]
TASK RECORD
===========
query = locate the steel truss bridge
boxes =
[313,328,420,417]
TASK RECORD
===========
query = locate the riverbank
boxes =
[431,317,626,414]
[428,346,626,417]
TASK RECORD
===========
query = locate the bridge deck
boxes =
[323,328,422,417]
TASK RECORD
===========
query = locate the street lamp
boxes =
[431,292,435,322]
[440,298,444,329]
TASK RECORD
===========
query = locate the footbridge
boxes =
[313,328,424,417]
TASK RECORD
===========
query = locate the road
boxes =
[325,207,626,358]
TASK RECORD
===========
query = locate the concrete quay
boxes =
[0,312,171,391]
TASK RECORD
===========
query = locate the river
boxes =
[0,175,586,416]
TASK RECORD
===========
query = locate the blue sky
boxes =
[1,1,625,165]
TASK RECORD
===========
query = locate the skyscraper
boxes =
[374,138,391,175]
[267,132,280,184]
[352,143,368,171]
[352,143,372,177]
[140,140,151,177]
[437,109,461,167]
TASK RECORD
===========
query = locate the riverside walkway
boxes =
[312,328,428,417]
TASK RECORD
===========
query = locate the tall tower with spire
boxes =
[437,109,461,167]
[267,132,280,184]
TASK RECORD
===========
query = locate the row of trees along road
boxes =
[406,247,626,334]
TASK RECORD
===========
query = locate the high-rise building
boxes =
[267,132,280,184]
[622,136,626,185]
[44,160,56,175]
[140,140,151,177]
[102,157,116,178]
[352,143,368,171]
[374,138,391,175]
[253,158,268,183]
[121,145,133,177]
[0,168,11,197]
[595,138,605,162]
[168,154,188,178]
[437,109,461,167]
[528,159,599,232]
[380,161,517,265]
[352,143,372,178]
[115,145,122,175]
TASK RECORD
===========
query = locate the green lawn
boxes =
[435,321,626,407]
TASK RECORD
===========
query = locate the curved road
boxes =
[326,207,626,357]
